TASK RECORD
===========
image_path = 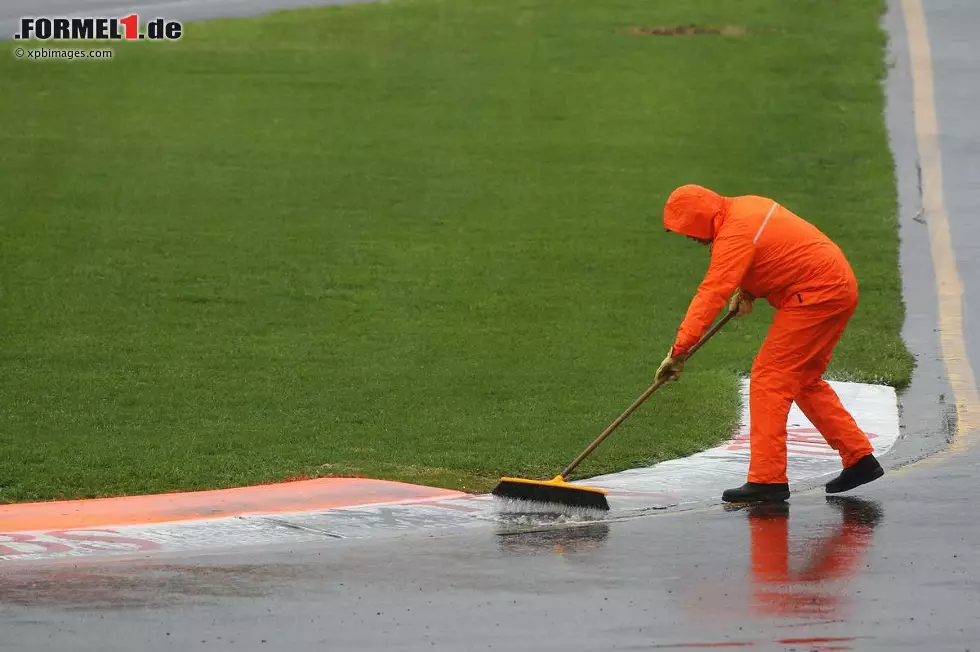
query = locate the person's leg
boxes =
[791,299,883,492]
[793,302,874,466]
[725,299,857,502]
[746,339,799,485]
[746,303,854,483]
[797,380,873,466]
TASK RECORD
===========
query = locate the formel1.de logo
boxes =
[14,16,183,41]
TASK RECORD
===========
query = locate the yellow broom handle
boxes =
[559,309,738,479]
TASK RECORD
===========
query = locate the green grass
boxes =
[0,0,912,502]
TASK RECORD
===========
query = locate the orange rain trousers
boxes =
[747,281,873,484]
[662,185,874,484]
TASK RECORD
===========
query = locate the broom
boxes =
[491,309,738,511]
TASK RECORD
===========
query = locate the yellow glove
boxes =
[729,288,754,319]
[655,353,686,384]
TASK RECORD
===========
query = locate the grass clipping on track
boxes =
[0,0,913,502]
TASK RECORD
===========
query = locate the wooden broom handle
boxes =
[559,309,738,479]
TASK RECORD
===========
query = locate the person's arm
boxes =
[670,223,755,358]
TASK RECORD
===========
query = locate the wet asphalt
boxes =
[2,0,979,650]
[2,479,979,651]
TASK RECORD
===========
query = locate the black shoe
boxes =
[722,482,790,503]
[825,454,884,494]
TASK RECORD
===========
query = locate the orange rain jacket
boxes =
[663,185,857,358]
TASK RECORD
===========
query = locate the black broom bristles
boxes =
[491,478,610,511]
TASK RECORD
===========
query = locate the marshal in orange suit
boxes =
[655,184,884,503]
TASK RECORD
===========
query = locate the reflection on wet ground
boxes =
[492,497,882,617]
[496,522,612,557]
[741,497,883,619]
[489,497,885,651]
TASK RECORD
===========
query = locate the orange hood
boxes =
[663,184,730,241]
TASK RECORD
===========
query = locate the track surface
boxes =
[2,0,979,650]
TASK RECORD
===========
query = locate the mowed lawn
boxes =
[0,0,912,502]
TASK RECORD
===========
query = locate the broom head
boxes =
[491,475,610,511]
